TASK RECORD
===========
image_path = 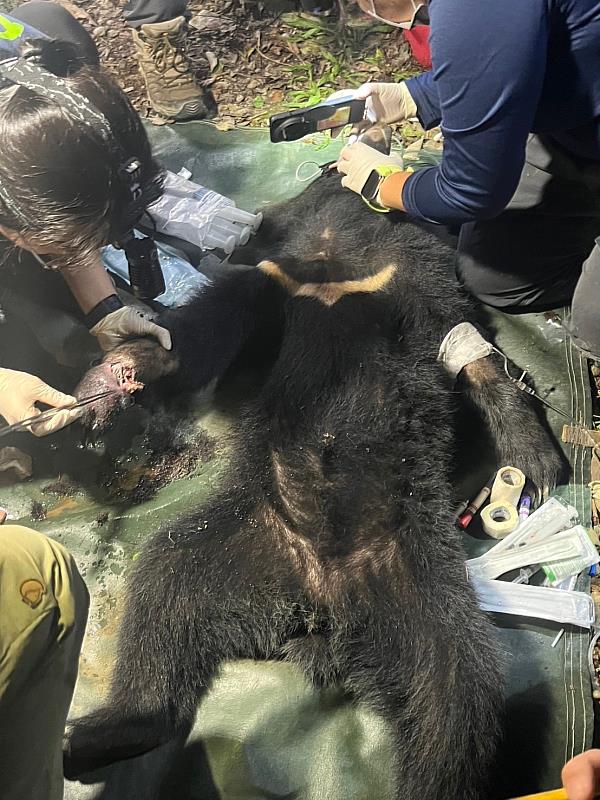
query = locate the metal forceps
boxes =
[0,389,118,438]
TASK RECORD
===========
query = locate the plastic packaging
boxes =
[472,578,595,629]
[102,236,210,308]
[541,526,599,585]
[511,565,539,585]
[485,496,578,555]
[551,574,579,592]
[148,171,262,254]
[466,526,595,581]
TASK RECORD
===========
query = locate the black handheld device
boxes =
[269,96,366,143]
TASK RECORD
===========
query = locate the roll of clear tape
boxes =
[481,501,519,540]
[490,466,525,506]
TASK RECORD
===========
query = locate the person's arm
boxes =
[396,0,549,225]
[61,251,171,351]
[404,71,441,131]
[61,252,117,314]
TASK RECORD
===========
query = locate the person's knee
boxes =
[0,526,88,800]
[0,525,89,647]
[567,238,600,359]
[11,2,100,65]
[12,1,75,26]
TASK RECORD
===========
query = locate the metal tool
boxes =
[491,346,575,423]
[0,389,117,438]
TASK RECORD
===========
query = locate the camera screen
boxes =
[315,105,352,131]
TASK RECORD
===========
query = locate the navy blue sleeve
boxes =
[401,0,549,225]
[405,71,441,131]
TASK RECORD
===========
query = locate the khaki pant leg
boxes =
[0,524,89,800]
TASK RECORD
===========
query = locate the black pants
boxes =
[457,134,600,354]
[12,0,187,32]
[122,0,188,27]
[11,1,99,62]
[9,1,186,55]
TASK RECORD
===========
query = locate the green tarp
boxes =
[0,122,593,799]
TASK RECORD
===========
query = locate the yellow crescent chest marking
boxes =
[258,260,396,307]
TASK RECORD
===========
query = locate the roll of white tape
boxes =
[490,466,525,507]
[481,501,519,540]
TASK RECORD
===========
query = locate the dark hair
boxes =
[0,39,163,265]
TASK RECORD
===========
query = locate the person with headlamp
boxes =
[0,3,171,437]
[337,0,600,358]
[0,8,175,798]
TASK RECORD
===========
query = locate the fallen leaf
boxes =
[46,497,80,519]
[190,12,235,33]
[206,51,219,72]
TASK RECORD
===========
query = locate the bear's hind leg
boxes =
[64,525,299,779]
[339,597,502,800]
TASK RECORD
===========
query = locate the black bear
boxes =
[65,169,563,799]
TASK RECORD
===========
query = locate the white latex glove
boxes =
[90,306,172,352]
[0,368,80,436]
[337,141,404,198]
[354,81,418,126]
[327,82,418,138]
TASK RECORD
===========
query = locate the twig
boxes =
[255,31,288,66]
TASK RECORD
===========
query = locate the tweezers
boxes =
[0,389,118,438]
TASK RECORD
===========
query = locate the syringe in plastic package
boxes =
[148,171,263,253]
[472,577,595,628]
[466,525,596,581]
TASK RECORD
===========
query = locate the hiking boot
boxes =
[132,16,208,121]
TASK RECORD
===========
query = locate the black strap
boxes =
[85,293,124,329]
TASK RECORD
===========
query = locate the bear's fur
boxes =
[65,171,563,799]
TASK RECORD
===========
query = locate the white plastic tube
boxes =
[472,578,595,628]
[203,230,236,254]
[219,205,263,231]
[210,217,252,245]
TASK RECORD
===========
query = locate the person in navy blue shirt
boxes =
[337,0,600,358]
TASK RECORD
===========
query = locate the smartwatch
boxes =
[360,165,403,213]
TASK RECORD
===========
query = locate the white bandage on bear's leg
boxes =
[437,322,494,379]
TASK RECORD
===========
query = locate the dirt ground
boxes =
[4,0,423,132]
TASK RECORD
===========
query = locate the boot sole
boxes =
[153,98,209,121]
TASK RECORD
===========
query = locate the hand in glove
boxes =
[337,141,405,201]
[327,82,417,138]
[354,81,418,127]
[90,306,172,352]
[0,368,80,436]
